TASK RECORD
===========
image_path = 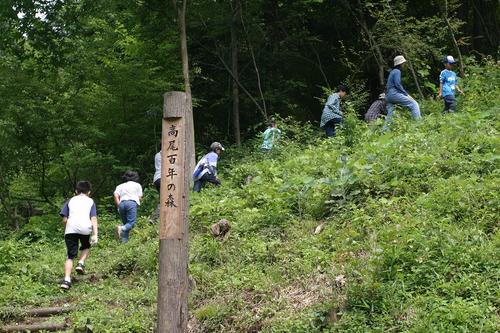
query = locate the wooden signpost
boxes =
[157,91,190,332]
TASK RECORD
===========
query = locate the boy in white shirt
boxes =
[59,181,98,289]
[114,171,143,243]
[193,142,224,192]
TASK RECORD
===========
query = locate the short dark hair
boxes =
[122,170,139,182]
[338,84,348,93]
[76,181,91,194]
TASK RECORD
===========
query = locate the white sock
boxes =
[64,277,71,282]
[78,261,84,265]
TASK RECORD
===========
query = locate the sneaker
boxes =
[75,262,85,275]
[60,280,71,290]
[115,225,122,240]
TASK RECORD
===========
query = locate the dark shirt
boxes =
[364,99,387,122]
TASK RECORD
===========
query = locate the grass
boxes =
[0,61,499,332]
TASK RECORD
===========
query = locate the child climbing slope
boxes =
[59,181,98,289]
[114,171,143,243]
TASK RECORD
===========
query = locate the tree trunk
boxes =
[214,51,268,119]
[385,1,424,99]
[442,0,465,77]
[0,174,18,229]
[231,0,241,146]
[171,0,195,173]
[471,0,496,48]
[354,0,386,86]
[405,57,424,99]
[239,5,268,120]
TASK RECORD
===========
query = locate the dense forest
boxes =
[0,1,499,332]
[0,0,498,225]
[0,63,498,331]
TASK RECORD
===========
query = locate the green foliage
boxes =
[0,62,499,332]
[0,0,498,328]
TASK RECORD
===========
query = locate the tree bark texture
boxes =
[239,6,268,120]
[354,0,386,86]
[442,0,465,77]
[385,2,424,99]
[231,0,241,146]
[157,91,190,333]
[171,0,195,174]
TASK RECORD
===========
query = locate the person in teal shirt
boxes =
[438,55,464,113]
[261,118,281,152]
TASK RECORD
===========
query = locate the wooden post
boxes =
[157,91,190,332]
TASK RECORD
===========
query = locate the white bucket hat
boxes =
[393,55,407,67]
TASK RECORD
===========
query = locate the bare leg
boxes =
[79,248,90,263]
[64,259,73,281]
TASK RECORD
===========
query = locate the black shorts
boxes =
[64,234,91,259]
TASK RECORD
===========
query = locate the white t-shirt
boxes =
[192,152,218,181]
[114,181,143,205]
[153,152,161,183]
[60,194,97,235]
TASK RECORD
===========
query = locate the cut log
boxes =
[1,321,68,332]
[210,219,231,240]
[23,307,74,317]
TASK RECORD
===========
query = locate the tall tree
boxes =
[230,0,241,146]
[439,0,465,77]
[170,0,195,171]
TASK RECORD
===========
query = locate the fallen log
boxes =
[1,321,68,332]
[23,307,74,317]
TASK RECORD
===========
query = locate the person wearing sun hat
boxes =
[384,55,421,128]
[193,142,224,192]
[439,55,464,113]
[364,92,387,122]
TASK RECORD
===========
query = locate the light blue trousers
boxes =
[385,92,421,126]
[118,200,138,243]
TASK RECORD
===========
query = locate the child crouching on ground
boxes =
[59,181,98,289]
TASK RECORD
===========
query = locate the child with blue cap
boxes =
[438,55,464,113]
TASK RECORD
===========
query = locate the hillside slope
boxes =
[0,62,498,333]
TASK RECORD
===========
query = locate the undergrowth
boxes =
[0,61,498,332]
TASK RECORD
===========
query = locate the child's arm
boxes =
[113,193,121,207]
[438,82,443,98]
[90,216,98,244]
[60,200,69,225]
[457,85,464,94]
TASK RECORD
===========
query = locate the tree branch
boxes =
[239,5,267,119]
